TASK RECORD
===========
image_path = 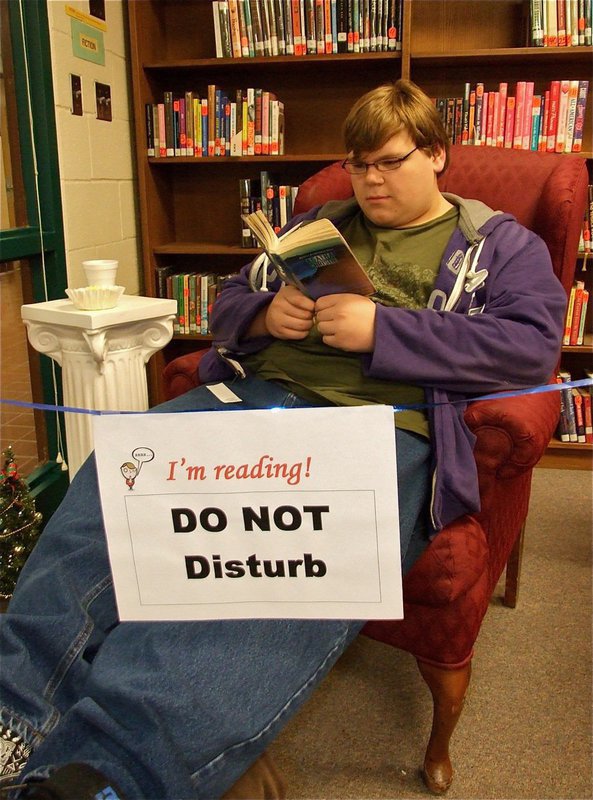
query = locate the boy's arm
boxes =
[363,235,567,394]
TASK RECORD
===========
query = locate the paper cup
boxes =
[83,259,119,287]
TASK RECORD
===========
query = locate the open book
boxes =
[242,209,376,300]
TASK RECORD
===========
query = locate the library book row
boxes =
[530,0,593,47]
[580,184,593,253]
[556,370,593,445]
[563,279,590,346]
[434,79,589,152]
[145,88,284,159]
[213,0,403,59]
[155,269,238,336]
[240,174,299,247]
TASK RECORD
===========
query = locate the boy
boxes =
[0,80,565,798]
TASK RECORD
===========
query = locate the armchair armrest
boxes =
[162,351,205,400]
[466,391,560,479]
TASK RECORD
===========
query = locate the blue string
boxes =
[1,378,591,416]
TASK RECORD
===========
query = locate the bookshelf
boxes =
[540,250,593,469]
[126,0,592,472]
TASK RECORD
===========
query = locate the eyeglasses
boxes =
[341,147,419,175]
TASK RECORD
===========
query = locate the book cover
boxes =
[513,82,526,149]
[241,209,376,300]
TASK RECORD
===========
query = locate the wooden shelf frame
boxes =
[127,0,593,412]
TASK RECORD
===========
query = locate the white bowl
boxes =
[65,285,125,310]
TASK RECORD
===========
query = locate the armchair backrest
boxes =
[293,145,589,297]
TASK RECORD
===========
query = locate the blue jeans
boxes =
[0,377,431,798]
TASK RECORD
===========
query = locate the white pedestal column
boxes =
[21,296,177,478]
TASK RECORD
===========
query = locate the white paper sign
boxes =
[93,406,402,621]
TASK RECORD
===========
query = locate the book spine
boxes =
[538,90,550,150]
[580,387,593,443]
[563,282,578,345]
[250,0,265,55]
[530,95,542,150]
[554,79,571,153]
[496,82,508,147]
[577,289,589,345]
[185,92,194,156]
[571,80,589,152]
[546,80,561,151]
[292,0,304,54]
[504,95,515,148]
[145,103,155,156]
[213,2,223,56]
[164,91,175,156]
[569,282,585,345]
[557,0,568,44]
[337,0,349,51]
[243,0,256,56]
[474,83,485,146]
[521,81,534,150]
[559,372,578,442]
[305,0,316,53]
[531,0,544,44]
[563,79,580,153]
[247,87,255,155]
[572,389,586,443]
[545,0,558,45]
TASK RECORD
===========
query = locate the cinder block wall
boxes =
[47,0,141,294]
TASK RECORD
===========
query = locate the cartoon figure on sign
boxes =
[120,447,155,490]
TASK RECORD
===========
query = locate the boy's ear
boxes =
[431,144,447,173]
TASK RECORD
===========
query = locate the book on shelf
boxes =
[241,209,376,300]
[563,279,590,345]
[580,386,593,443]
[145,87,286,158]
[531,1,592,46]
[156,270,238,335]
[432,79,588,152]
[213,0,403,57]
[557,370,578,442]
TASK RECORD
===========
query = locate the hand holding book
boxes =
[241,209,376,300]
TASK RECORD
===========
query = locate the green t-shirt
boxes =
[244,206,459,438]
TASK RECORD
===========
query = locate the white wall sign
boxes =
[93,406,402,621]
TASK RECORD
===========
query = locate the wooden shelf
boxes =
[144,52,401,70]
[149,154,344,165]
[154,243,259,256]
[410,46,593,62]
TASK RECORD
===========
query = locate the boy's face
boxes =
[349,131,447,229]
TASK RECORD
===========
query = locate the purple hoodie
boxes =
[199,195,566,532]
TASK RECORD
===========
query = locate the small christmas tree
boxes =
[0,446,43,599]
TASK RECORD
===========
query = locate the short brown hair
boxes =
[343,79,450,172]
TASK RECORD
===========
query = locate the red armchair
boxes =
[162,145,588,793]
